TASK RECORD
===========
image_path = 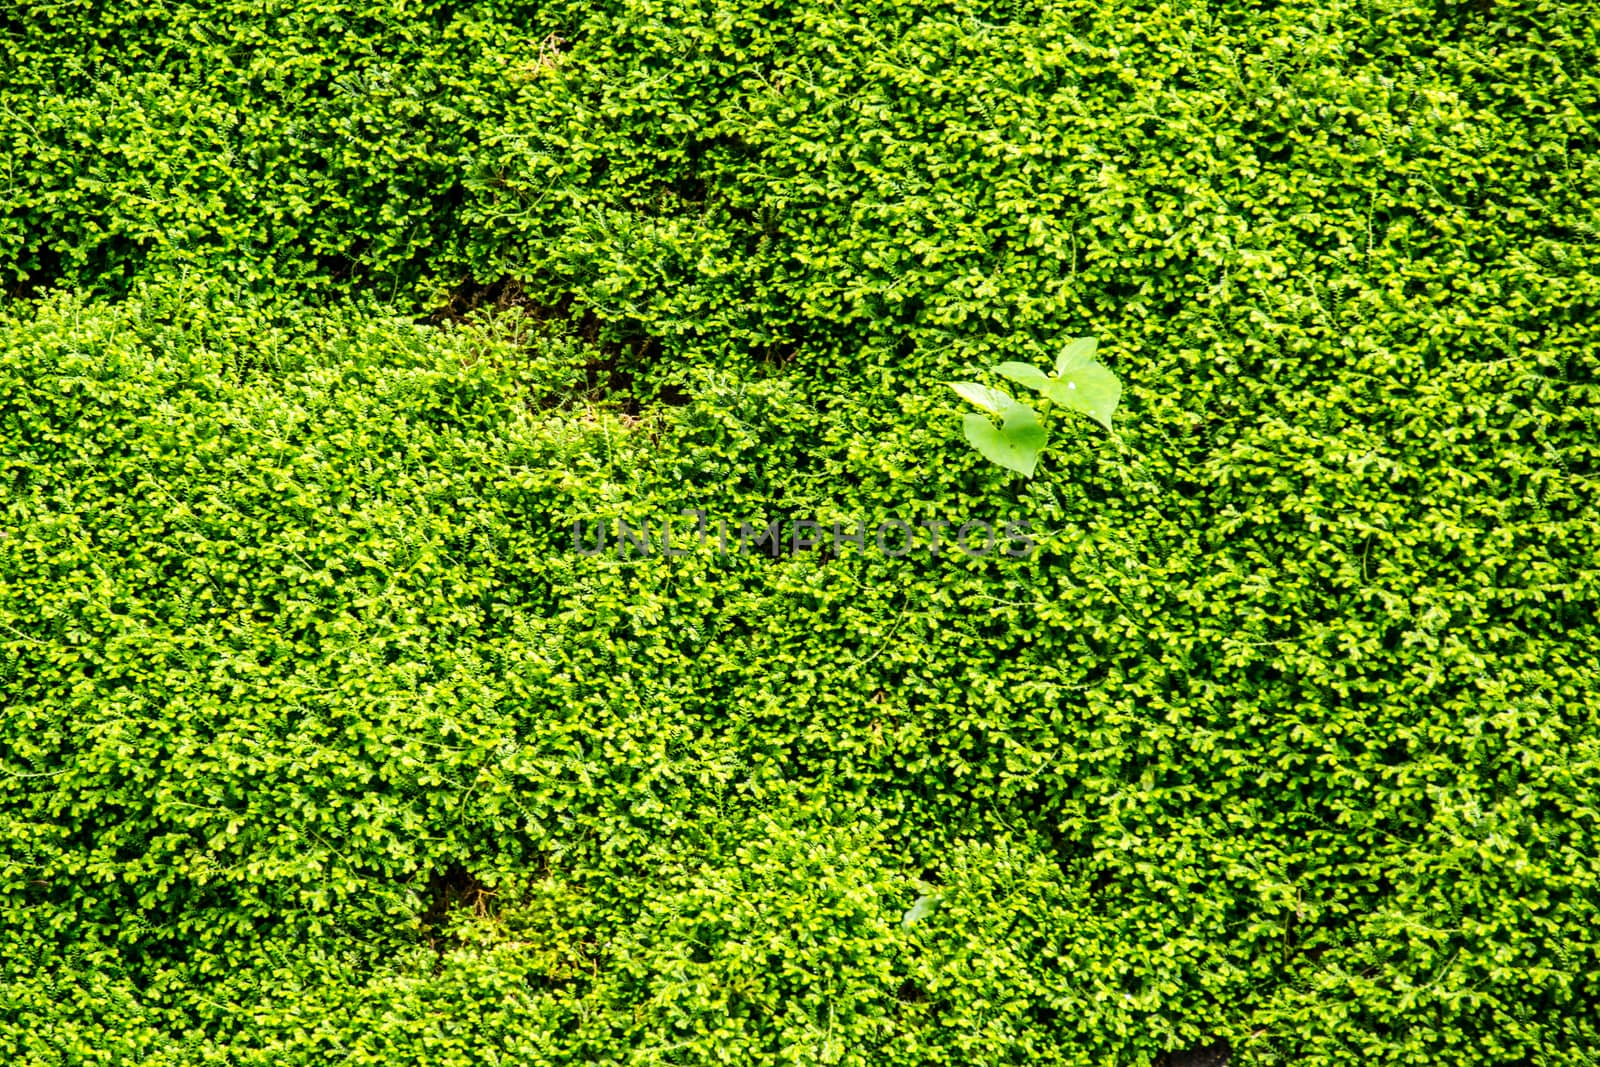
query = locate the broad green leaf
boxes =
[946,380,1017,416]
[993,361,1051,394]
[1045,339,1120,431]
[1054,336,1099,376]
[962,403,1046,477]
[940,379,1017,415]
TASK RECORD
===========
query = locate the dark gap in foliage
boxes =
[418,861,497,952]
[656,381,692,407]
[1155,1038,1231,1067]
[427,276,537,324]
[895,978,925,1004]
[4,246,65,302]
[314,239,372,285]
[671,172,709,204]
[428,275,675,416]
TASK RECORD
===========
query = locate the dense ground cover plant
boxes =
[3,0,1600,1063]
[0,0,551,297]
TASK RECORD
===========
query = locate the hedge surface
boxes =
[3,0,1599,1063]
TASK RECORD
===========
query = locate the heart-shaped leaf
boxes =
[946,380,1016,416]
[993,361,1051,394]
[1045,337,1120,431]
[963,403,1046,477]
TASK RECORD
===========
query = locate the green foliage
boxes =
[949,336,1120,475]
[1042,338,1121,432]
[953,386,1050,476]
[3,0,1600,1064]
[0,0,550,298]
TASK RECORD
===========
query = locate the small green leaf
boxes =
[1045,338,1120,431]
[962,403,1046,477]
[902,892,943,927]
[993,361,1051,394]
[947,381,1016,416]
